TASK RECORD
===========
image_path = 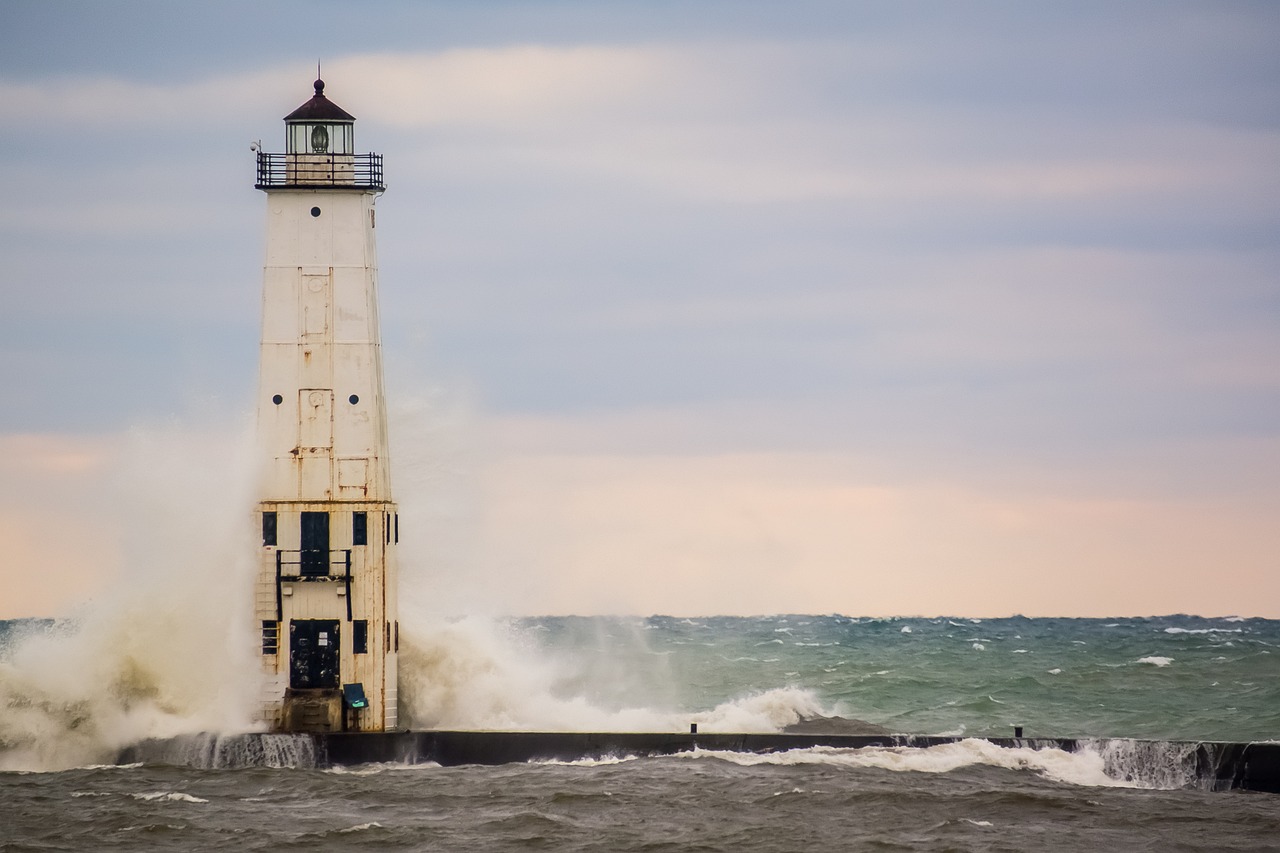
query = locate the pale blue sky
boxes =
[1,1,1278,617]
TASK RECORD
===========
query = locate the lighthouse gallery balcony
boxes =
[255,151,384,191]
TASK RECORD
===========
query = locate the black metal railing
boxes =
[255,151,384,191]
[275,549,354,621]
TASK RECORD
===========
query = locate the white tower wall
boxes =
[252,83,398,733]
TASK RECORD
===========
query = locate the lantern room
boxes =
[285,79,355,155]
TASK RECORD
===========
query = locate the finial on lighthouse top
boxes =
[284,77,356,124]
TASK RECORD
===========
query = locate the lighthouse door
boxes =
[289,619,340,689]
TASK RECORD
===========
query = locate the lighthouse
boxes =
[252,79,399,733]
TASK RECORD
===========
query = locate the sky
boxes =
[1,1,1278,619]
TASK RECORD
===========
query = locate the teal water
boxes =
[517,614,1280,743]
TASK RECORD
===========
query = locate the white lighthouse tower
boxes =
[252,78,399,733]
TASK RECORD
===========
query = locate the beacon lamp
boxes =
[310,124,329,153]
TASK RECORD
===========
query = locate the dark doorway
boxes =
[300,511,329,576]
[290,619,340,689]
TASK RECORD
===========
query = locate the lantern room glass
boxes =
[287,122,353,155]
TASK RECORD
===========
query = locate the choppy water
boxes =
[518,614,1280,742]
[3,614,1279,851]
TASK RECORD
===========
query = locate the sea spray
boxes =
[0,420,264,771]
[395,613,831,732]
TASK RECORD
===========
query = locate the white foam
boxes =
[1163,627,1241,635]
[539,755,641,767]
[676,740,1131,788]
[323,761,442,775]
[971,643,985,651]
[900,626,912,634]
[131,791,208,803]
[1136,656,1174,667]
[338,822,383,833]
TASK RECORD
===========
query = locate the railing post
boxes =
[344,549,353,621]
[275,549,283,622]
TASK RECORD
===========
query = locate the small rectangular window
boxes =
[394,620,399,652]
[352,512,367,546]
[262,512,277,546]
[385,513,391,543]
[353,619,368,654]
[394,513,399,544]
[261,620,279,655]
[386,621,391,652]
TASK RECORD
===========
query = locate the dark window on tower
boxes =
[300,511,330,577]
[262,512,277,546]
[261,621,279,654]
[394,620,400,651]
[394,513,399,544]
[352,512,367,546]
[353,619,368,654]
[385,513,391,544]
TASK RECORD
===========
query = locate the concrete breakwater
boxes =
[118,730,1280,793]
